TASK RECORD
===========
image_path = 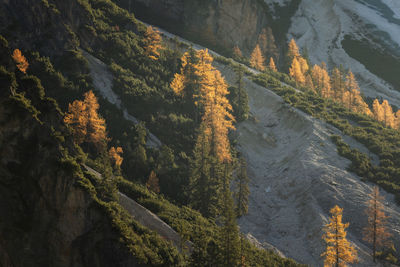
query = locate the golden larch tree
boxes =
[12,49,29,74]
[372,99,384,122]
[298,57,309,75]
[250,44,265,71]
[233,45,243,59]
[268,57,277,72]
[64,99,88,144]
[320,68,332,99]
[381,100,395,128]
[331,67,345,101]
[144,26,163,60]
[363,186,392,262]
[395,110,400,129]
[146,170,160,193]
[84,91,107,150]
[321,205,357,267]
[287,38,300,62]
[289,58,305,85]
[64,90,107,151]
[109,147,123,168]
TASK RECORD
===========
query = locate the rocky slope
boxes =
[127,0,400,106]
[147,21,400,265]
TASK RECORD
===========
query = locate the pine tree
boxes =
[363,186,392,262]
[109,147,123,168]
[268,57,277,72]
[146,170,160,193]
[231,65,249,122]
[305,74,315,91]
[289,58,305,85]
[234,158,250,217]
[219,163,240,266]
[321,205,357,267]
[12,49,29,73]
[144,26,163,60]
[250,44,265,71]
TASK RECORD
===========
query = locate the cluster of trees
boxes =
[322,187,393,266]
[171,49,250,265]
[372,99,400,129]
[144,26,163,60]
[286,39,400,130]
[233,28,278,73]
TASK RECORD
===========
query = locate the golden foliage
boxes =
[109,147,123,167]
[64,100,87,144]
[233,45,243,59]
[146,170,160,193]
[268,57,277,72]
[363,186,392,261]
[250,44,265,71]
[12,49,29,73]
[64,90,107,151]
[321,205,357,267]
[172,49,235,162]
[289,58,305,85]
[287,38,300,61]
[144,26,163,60]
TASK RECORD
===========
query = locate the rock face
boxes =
[0,51,141,267]
[130,0,272,55]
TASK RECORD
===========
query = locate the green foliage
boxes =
[253,71,400,204]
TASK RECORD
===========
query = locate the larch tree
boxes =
[320,67,332,99]
[64,99,88,144]
[298,57,309,76]
[109,147,123,168]
[233,45,243,60]
[286,38,300,68]
[250,44,265,71]
[64,90,107,152]
[144,26,163,60]
[289,58,305,85]
[187,49,236,217]
[363,186,392,262]
[372,99,384,122]
[234,158,250,217]
[12,49,29,73]
[268,57,277,72]
[395,110,400,129]
[381,100,395,128]
[257,28,279,62]
[146,170,160,193]
[331,67,345,102]
[83,90,107,151]
[321,205,357,267]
